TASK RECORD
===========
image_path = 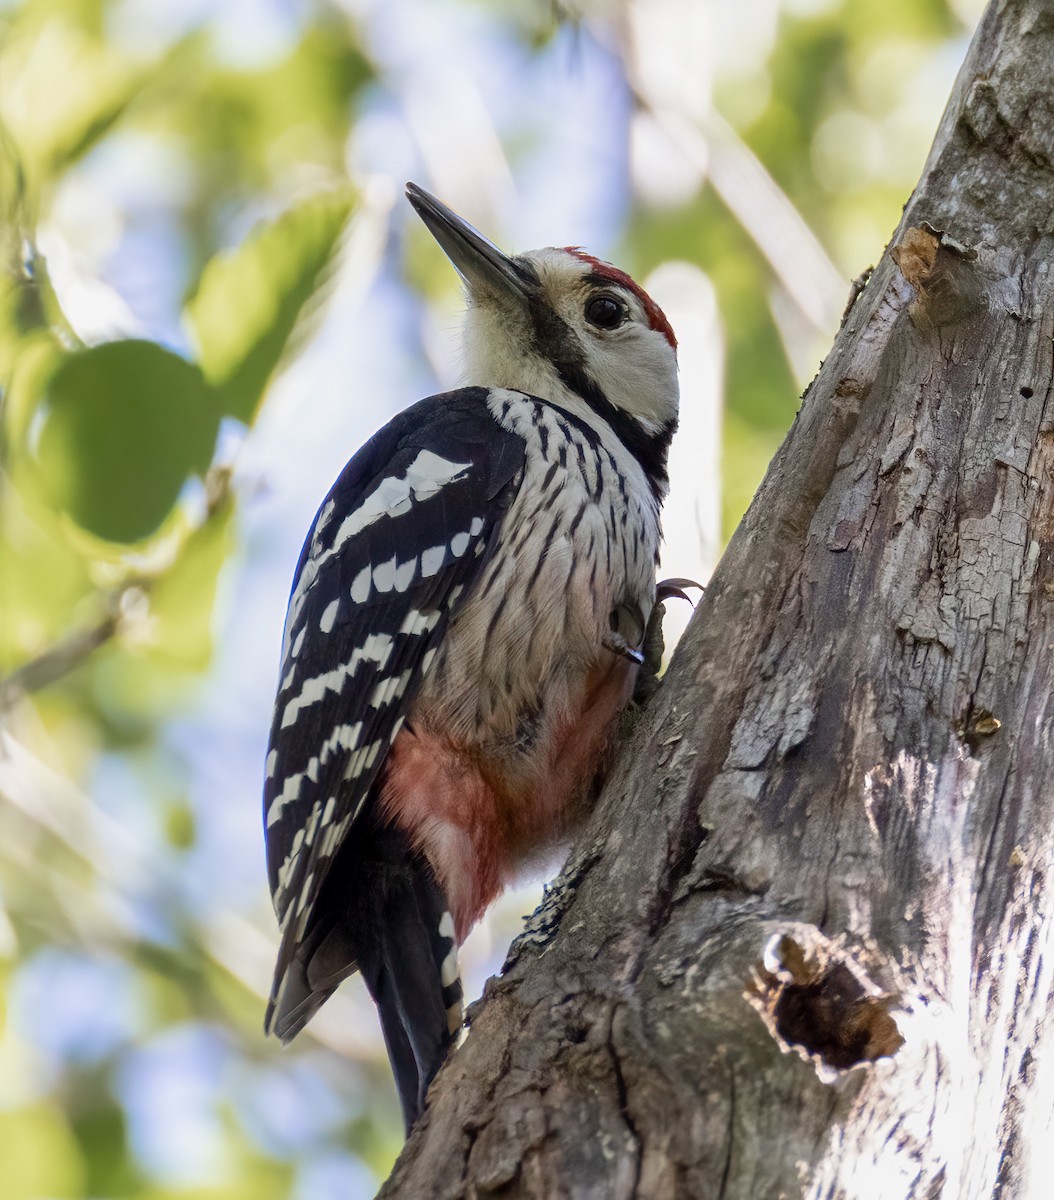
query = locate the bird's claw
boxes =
[631,577,704,708]
[655,577,704,606]
[603,629,645,666]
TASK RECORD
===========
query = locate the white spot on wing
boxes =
[438,911,456,940]
[421,544,446,576]
[276,829,305,894]
[319,810,352,858]
[362,633,394,663]
[342,736,385,781]
[469,516,484,535]
[372,556,396,592]
[369,669,412,708]
[440,946,459,987]
[371,554,417,593]
[291,626,306,659]
[393,555,417,592]
[265,749,278,778]
[320,720,364,758]
[302,803,323,848]
[399,608,440,635]
[330,450,473,553]
[267,772,304,826]
[281,635,393,728]
[319,598,339,633]
[350,565,371,603]
[280,559,317,663]
[314,498,336,535]
[449,531,470,557]
[275,799,321,914]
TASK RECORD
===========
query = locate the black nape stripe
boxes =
[555,359,674,500]
[526,296,673,499]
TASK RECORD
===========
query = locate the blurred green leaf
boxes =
[163,798,197,850]
[145,498,236,670]
[186,193,352,422]
[0,118,29,278]
[137,1158,295,1200]
[0,473,95,672]
[1,329,64,457]
[165,24,371,186]
[0,121,80,378]
[35,340,219,543]
[0,1103,84,1200]
[68,1082,142,1199]
[0,16,141,184]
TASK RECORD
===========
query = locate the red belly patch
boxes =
[379,654,636,943]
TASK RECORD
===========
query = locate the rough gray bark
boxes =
[381,2,1054,1195]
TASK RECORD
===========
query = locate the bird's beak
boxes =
[406,182,532,305]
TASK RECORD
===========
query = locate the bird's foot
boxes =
[631,577,704,707]
[602,629,645,666]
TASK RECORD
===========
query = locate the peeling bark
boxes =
[381,2,1054,1196]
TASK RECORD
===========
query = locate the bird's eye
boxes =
[584,294,626,330]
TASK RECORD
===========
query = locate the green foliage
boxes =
[144,497,236,670]
[0,11,142,186]
[0,452,94,670]
[68,1087,142,1199]
[0,1104,84,1200]
[35,341,219,542]
[0,5,361,1184]
[187,195,352,423]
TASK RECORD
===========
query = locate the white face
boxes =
[460,248,679,434]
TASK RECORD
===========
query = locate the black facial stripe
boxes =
[555,358,673,500]
[523,283,673,499]
[528,293,577,368]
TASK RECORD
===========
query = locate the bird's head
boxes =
[407,183,679,489]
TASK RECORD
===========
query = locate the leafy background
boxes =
[0,0,982,1194]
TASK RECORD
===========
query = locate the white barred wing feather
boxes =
[263,388,526,992]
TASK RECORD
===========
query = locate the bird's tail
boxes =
[359,834,464,1132]
[267,826,463,1133]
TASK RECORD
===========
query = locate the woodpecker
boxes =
[263,183,679,1131]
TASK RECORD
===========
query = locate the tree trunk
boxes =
[381,2,1054,1195]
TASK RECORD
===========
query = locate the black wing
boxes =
[263,387,525,1029]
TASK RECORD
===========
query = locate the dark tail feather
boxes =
[265,915,359,1042]
[356,833,461,1132]
[265,826,462,1132]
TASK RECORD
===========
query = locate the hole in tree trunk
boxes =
[773,960,903,1069]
